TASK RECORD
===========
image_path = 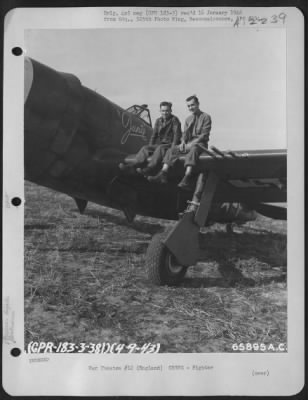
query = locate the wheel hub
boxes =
[166,253,183,274]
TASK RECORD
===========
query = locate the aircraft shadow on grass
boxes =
[72,207,286,288]
[182,267,287,289]
[76,208,165,236]
[181,231,287,289]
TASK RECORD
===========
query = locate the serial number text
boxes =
[26,341,160,354]
[232,343,287,352]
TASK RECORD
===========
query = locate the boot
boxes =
[147,170,168,184]
[136,166,155,176]
[118,163,136,174]
[178,174,195,191]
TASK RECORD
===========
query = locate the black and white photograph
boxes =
[2,6,305,396]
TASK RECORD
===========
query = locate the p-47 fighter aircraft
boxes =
[24,58,287,286]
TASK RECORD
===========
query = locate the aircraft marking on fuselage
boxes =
[120,111,148,145]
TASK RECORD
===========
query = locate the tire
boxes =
[146,232,188,286]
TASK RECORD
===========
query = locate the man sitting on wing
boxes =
[119,101,182,175]
[148,95,212,190]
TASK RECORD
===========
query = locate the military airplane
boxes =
[24,57,287,286]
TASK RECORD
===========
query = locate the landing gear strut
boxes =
[146,172,220,286]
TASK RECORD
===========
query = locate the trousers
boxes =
[163,143,207,168]
[134,144,171,168]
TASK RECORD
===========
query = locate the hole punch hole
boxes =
[12,47,23,56]
[11,348,21,357]
[11,197,22,206]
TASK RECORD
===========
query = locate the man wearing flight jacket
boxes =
[148,95,212,190]
[119,101,181,175]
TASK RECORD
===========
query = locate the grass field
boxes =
[24,181,287,353]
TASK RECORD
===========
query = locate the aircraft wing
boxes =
[124,148,286,206]
[186,147,287,204]
[158,147,287,267]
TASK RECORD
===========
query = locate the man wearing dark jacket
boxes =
[148,95,212,190]
[119,102,181,175]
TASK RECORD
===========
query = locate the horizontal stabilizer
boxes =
[74,197,88,214]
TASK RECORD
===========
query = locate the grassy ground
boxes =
[24,181,287,353]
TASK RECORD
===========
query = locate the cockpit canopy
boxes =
[126,104,152,127]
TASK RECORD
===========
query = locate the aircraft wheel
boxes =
[146,232,188,286]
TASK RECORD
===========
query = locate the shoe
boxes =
[136,166,155,177]
[119,163,128,170]
[178,175,195,191]
[118,163,136,174]
[147,170,168,184]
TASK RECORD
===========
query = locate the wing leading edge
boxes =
[123,148,286,204]
[183,148,286,204]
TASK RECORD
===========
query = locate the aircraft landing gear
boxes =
[145,231,188,286]
[146,171,220,286]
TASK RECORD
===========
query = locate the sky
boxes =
[25,27,286,150]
